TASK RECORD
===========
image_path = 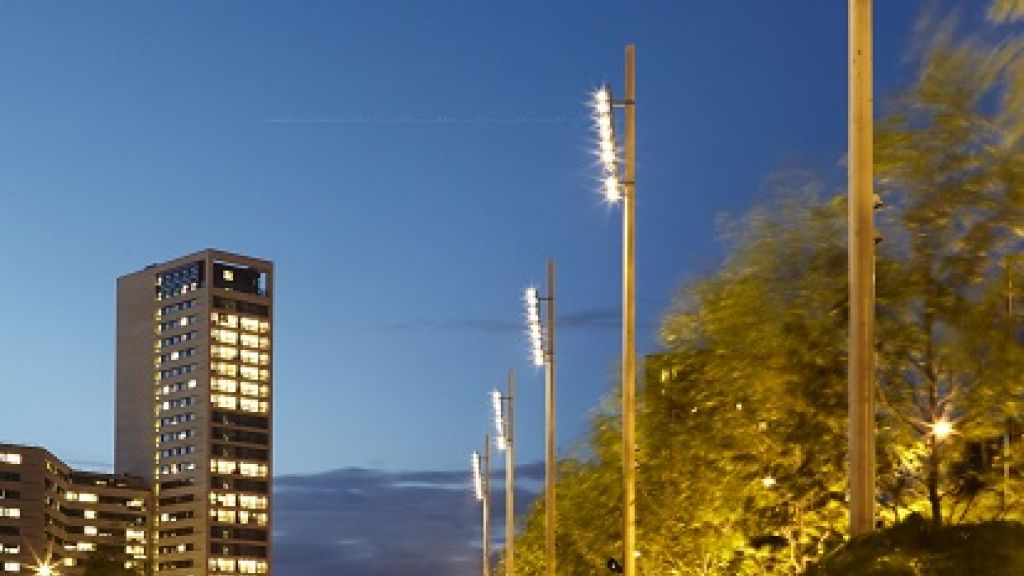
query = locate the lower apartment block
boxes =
[0,444,151,575]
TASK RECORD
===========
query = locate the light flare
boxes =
[932,418,954,441]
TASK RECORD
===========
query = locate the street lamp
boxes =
[931,418,954,442]
[491,370,516,576]
[591,44,638,576]
[523,260,556,576]
[35,564,57,576]
[471,439,492,576]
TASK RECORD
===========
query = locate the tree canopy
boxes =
[501,3,1024,575]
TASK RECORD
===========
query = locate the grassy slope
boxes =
[807,516,1024,576]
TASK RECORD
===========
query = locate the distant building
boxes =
[116,249,273,576]
[0,443,151,575]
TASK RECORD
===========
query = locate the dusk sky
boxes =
[0,1,973,573]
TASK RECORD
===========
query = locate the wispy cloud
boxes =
[385,308,621,333]
[262,115,581,125]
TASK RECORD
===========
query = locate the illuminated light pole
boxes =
[34,563,57,576]
[848,0,876,536]
[472,441,492,576]
[491,370,516,576]
[591,44,637,575]
[524,260,556,576]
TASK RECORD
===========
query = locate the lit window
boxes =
[238,559,268,574]
[211,492,237,507]
[240,333,259,348]
[0,453,22,465]
[211,509,235,522]
[84,510,97,520]
[239,398,259,413]
[79,493,98,503]
[240,350,260,365]
[3,562,20,573]
[223,270,234,281]
[84,526,97,536]
[0,508,19,518]
[211,395,238,410]
[209,558,236,572]
[239,495,267,510]
[239,382,263,397]
[125,545,145,557]
[77,542,95,552]
[213,346,238,361]
[240,366,259,380]
[240,317,260,333]
[126,529,146,542]
[210,459,237,474]
[213,330,239,345]
[212,379,238,393]
[214,313,239,328]
[239,462,267,477]
[212,363,238,377]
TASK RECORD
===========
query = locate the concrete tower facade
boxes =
[116,249,273,576]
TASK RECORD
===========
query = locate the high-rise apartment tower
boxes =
[116,250,273,576]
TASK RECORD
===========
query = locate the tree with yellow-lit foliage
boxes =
[500,2,1024,575]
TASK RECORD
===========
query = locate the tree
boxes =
[503,3,1024,573]
[874,7,1024,528]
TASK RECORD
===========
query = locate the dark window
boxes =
[210,527,267,542]
[212,263,267,297]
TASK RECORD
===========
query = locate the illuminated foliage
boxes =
[503,3,1024,573]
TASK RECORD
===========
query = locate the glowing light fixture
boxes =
[761,475,776,489]
[492,390,507,451]
[524,287,545,367]
[932,418,954,441]
[35,563,57,576]
[471,452,484,502]
[592,84,621,202]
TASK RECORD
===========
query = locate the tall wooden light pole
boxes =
[848,0,876,536]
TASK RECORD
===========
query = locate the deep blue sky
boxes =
[0,1,936,477]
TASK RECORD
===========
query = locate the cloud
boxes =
[385,309,621,333]
[273,463,543,576]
